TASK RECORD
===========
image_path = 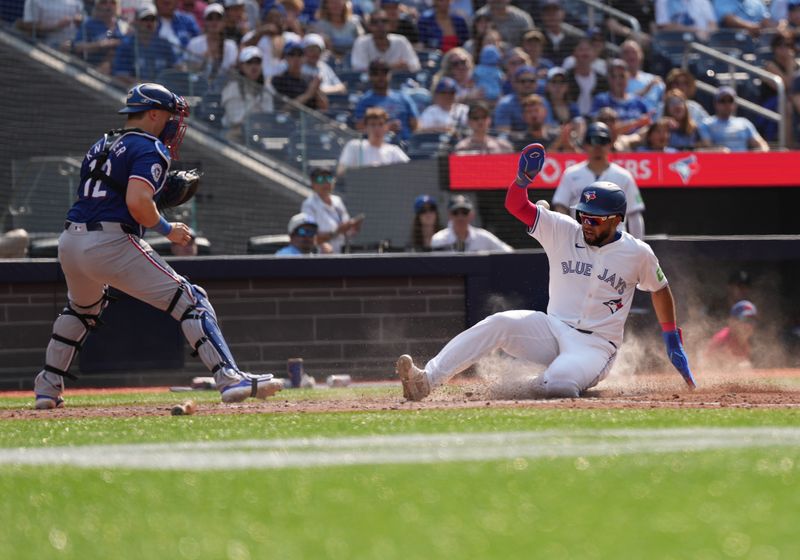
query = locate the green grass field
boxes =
[1,389,799,559]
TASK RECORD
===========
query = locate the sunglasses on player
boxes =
[579,213,614,226]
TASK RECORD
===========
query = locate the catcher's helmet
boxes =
[573,181,627,219]
[118,83,186,114]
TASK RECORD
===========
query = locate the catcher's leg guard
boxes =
[35,292,112,408]
[168,283,240,386]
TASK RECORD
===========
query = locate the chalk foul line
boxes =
[1,427,799,471]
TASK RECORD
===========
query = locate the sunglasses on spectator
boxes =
[206,14,223,20]
[517,78,536,84]
[450,208,471,216]
[451,59,468,67]
[549,79,566,85]
[717,97,735,104]
[370,69,389,75]
[579,214,613,226]
[468,113,489,120]
[140,15,157,22]
[293,226,318,237]
[372,18,388,24]
[313,174,335,183]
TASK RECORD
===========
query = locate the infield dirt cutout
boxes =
[2,366,800,419]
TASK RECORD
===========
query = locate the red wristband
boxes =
[660,322,676,332]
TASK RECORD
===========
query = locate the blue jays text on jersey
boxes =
[67,130,171,228]
[561,260,628,295]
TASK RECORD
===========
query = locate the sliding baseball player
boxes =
[397,143,695,400]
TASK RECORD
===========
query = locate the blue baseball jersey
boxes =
[67,131,171,227]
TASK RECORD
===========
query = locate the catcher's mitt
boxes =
[157,169,201,209]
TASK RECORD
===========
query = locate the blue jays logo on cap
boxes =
[583,191,597,202]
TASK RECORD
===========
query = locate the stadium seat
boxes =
[708,29,757,54]
[247,234,290,254]
[155,69,209,98]
[288,129,346,168]
[651,30,697,75]
[404,132,456,160]
[243,112,295,157]
[338,70,370,92]
[193,93,223,128]
[326,93,352,112]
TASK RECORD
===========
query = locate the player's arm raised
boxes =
[126,178,193,246]
[651,285,697,389]
[505,143,546,227]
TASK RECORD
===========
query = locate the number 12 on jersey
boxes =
[83,159,110,198]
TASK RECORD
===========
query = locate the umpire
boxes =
[33,83,283,409]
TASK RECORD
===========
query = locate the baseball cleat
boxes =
[35,395,65,410]
[220,374,283,403]
[396,354,430,401]
[33,371,65,410]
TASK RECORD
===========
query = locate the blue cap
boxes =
[479,44,501,66]
[283,41,304,56]
[731,300,757,320]
[514,65,537,79]
[414,195,437,213]
[435,77,457,94]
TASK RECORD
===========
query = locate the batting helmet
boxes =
[573,181,627,219]
[118,83,186,114]
[584,121,612,145]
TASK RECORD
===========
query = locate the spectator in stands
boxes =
[565,37,609,117]
[543,66,579,125]
[302,33,347,95]
[275,213,321,256]
[311,0,364,59]
[154,0,200,52]
[381,0,419,45]
[454,101,514,154]
[431,194,513,253]
[301,167,363,253]
[338,107,409,174]
[241,3,301,79]
[654,0,717,40]
[520,28,554,87]
[418,0,469,52]
[273,41,329,110]
[702,300,758,370]
[620,39,665,112]
[591,59,649,133]
[595,106,641,151]
[222,0,250,43]
[636,118,676,152]
[0,228,29,258]
[354,59,419,140]
[760,30,798,145]
[185,3,238,85]
[281,0,306,36]
[72,0,128,74]
[494,65,539,133]
[473,0,533,47]
[112,5,179,86]
[463,12,502,63]
[704,86,770,151]
[351,9,421,72]
[18,0,83,50]
[539,0,578,66]
[220,45,275,139]
[409,194,441,252]
[662,89,713,151]
[553,122,646,239]
[713,0,773,37]
[561,27,608,77]
[180,0,207,31]
[659,68,710,123]
[471,45,505,102]
[436,48,482,102]
[772,1,800,31]
[418,77,469,133]
[514,93,576,152]
[500,48,532,96]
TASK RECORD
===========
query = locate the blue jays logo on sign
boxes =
[583,191,597,203]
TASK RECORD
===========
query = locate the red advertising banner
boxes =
[448,151,800,190]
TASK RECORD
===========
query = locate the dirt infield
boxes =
[3,369,800,419]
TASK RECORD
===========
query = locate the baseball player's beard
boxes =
[583,226,613,247]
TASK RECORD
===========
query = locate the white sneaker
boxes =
[396,355,430,401]
[34,371,65,410]
[220,374,283,403]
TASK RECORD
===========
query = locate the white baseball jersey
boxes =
[529,208,667,346]
[552,162,645,230]
[431,224,513,253]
